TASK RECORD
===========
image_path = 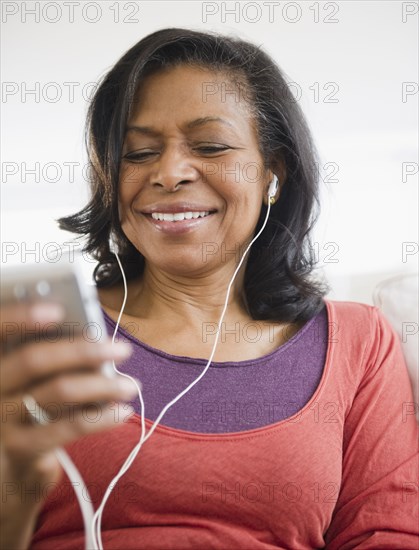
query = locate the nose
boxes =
[151,145,197,192]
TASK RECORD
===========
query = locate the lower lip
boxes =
[143,213,215,235]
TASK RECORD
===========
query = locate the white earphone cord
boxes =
[23,189,274,549]
[91,197,273,549]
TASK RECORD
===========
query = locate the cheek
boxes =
[117,191,129,225]
[226,181,264,212]
[117,168,142,217]
[118,163,144,195]
[117,191,139,243]
[220,191,264,239]
[120,159,142,178]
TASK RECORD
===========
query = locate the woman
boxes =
[1,28,418,549]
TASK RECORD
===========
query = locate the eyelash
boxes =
[123,146,230,162]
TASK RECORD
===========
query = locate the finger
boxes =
[26,372,138,416]
[3,402,135,459]
[0,302,64,349]
[1,338,132,396]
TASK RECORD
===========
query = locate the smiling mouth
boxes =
[150,211,212,222]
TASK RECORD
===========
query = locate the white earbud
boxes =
[268,175,279,203]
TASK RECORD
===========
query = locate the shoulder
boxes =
[325,299,404,379]
[325,298,375,318]
[325,299,394,336]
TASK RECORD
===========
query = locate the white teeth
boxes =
[151,211,210,222]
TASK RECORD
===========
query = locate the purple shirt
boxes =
[103,305,327,433]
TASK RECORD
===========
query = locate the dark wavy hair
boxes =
[58,27,328,323]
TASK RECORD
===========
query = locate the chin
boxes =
[147,245,222,276]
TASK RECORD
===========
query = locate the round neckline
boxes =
[102,300,334,440]
[101,303,324,367]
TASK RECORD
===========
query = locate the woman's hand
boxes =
[0,301,136,549]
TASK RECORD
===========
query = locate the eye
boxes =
[123,150,156,163]
[194,145,230,155]
[122,144,231,161]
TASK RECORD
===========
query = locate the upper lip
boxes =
[140,202,217,214]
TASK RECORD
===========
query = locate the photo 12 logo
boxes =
[201,1,340,24]
[1,1,141,24]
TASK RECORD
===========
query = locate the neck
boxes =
[124,261,251,326]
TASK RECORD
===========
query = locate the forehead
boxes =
[127,64,255,133]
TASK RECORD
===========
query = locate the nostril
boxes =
[151,181,191,192]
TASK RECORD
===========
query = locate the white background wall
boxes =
[1,0,418,304]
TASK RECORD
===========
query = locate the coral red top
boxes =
[31,301,419,549]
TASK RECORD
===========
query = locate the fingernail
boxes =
[31,303,64,322]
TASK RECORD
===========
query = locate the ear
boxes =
[263,160,286,206]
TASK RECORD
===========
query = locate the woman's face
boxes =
[118,64,272,277]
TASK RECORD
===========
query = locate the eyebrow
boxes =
[126,116,235,135]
